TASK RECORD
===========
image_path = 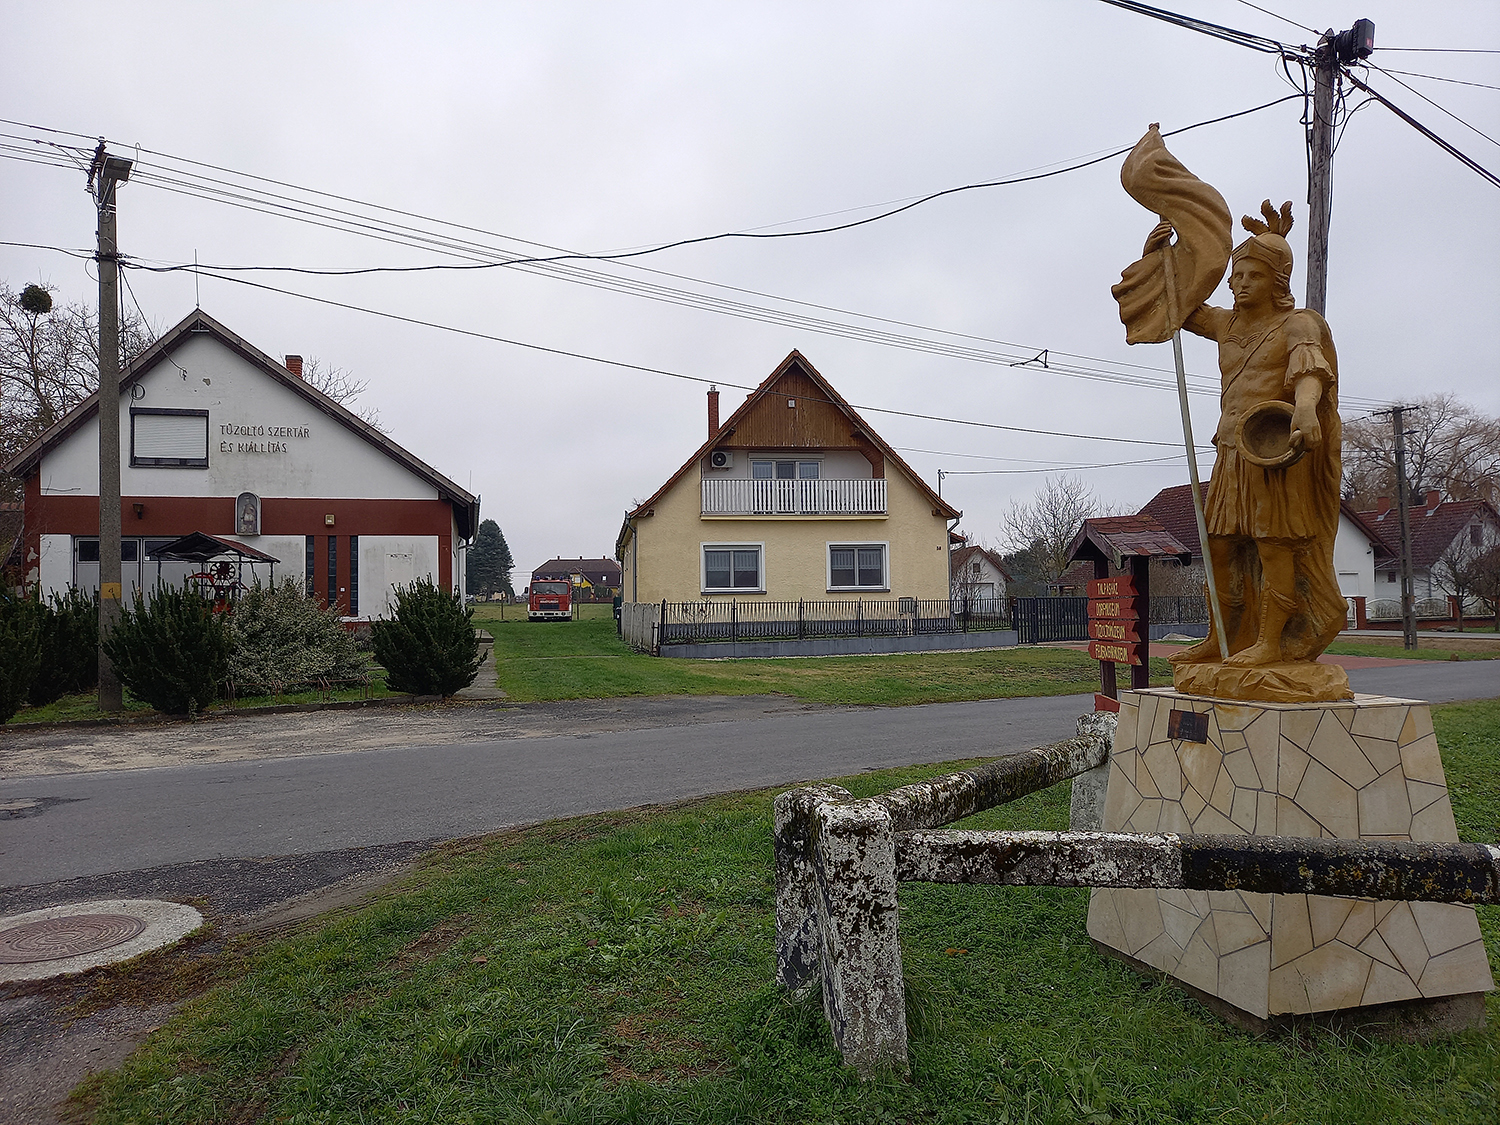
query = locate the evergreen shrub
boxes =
[102,584,229,715]
[372,578,482,697]
[228,580,367,692]
[29,587,99,706]
[0,591,43,723]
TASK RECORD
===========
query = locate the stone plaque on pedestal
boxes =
[1087,689,1493,1026]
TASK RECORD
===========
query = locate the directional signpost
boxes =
[1088,575,1145,711]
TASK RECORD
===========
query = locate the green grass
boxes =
[477,612,1170,705]
[8,676,396,725]
[70,700,1500,1124]
[1325,641,1499,662]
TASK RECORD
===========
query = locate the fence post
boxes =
[857,600,864,637]
[811,798,908,1075]
[732,600,738,643]
[798,598,805,640]
[773,783,852,992]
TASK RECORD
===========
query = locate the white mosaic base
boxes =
[1086,689,1495,1018]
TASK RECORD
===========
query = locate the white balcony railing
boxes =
[701,477,887,516]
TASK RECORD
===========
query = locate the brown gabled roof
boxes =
[2,309,481,539]
[1139,483,1394,560]
[532,557,622,584]
[1360,498,1500,570]
[618,350,959,541]
[1066,514,1191,569]
[950,544,1011,581]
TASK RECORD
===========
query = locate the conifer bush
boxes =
[0,591,43,723]
[371,577,482,697]
[228,579,367,692]
[29,587,99,706]
[102,584,229,715]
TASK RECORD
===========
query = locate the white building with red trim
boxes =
[3,309,478,618]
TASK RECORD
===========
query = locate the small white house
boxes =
[949,543,1009,610]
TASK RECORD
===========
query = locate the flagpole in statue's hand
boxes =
[1156,218,1231,663]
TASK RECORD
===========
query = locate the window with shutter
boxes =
[131,409,209,467]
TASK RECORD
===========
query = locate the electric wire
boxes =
[1228,0,1318,38]
[177,263,1194,449]
[1364,63,1500,150]
[1376,69,1500,93]
[1342,71,1500,189]
[1095,0,1295,55]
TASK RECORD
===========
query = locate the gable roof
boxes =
[1359,498,1500,570]
[2,309,480,539]
[621,350,959,528]
[532,557,622,584]
[950,544,1011,581]
[1139,483,1394,560]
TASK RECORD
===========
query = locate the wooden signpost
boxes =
[1088,574,1145,711]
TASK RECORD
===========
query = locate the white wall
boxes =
[359,535,440,618]
[40,335,440,502]
[38,534,71,598]
[1333,511,1378,599]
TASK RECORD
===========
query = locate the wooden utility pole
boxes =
[89,143,133,711]
[1303,19,1375,315]
[1390,405,1419,651]
[1304,36,1337,315]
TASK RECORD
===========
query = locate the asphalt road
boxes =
[2,660,1496,893]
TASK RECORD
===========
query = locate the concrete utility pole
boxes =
[1389,405,1419,651]
[89,143,133,711]
[1303,19,1375,315]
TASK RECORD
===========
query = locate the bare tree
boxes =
[1431,516,1500,632]
[301,356,384,431]
[999,475,1100,587]
[1,282,152,502]
[1467,544,1500,633]
[1343,393,1500,510]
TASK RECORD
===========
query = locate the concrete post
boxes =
[1068,711,1117,832]
[772,783,851,993]
[811,798,908,1075]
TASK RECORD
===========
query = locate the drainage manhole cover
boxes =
[0,914,148,964]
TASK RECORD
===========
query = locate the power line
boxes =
[1364,63,1500,150]
[1378,48,1500,55]
[171,262,1194,449]
[1095,0,1297,56]
[1228,0,1318,38]
[1342,71,1500,189]
[1376,68,1500,93]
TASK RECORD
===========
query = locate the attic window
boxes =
[787,398,796,408]
[131,408,208,468]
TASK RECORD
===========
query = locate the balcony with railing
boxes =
[701,477,887,516]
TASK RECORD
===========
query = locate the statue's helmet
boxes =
[1231,199,1296,305]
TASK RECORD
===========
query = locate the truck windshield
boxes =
[533,582,569,596]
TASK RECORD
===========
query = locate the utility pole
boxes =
[88,142,133,711]
[1389,405,1419,651]
[1303,19,1375,315]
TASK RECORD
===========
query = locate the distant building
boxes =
[949,543,1009,609]
[1357,492,1500,603]
[3,309,478,619]
[531,557,622,603]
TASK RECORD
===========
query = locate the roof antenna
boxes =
[194,250,200,308]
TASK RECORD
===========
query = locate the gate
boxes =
[1013,596,1089,644]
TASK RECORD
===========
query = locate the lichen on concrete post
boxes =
[773,783,851,993]
[1069,711,1118,831]
[811,798,908,1075]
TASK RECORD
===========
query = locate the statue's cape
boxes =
[1111,126,1232,344]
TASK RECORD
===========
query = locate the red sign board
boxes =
[1089,619,1142,644]
[1089,639,1143,666]
[1087,597,1139,620]
[1087,576,1138,600]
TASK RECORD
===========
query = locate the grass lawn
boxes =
[8,675,396,726]
[70,701,1499,1124]
[472,609,1171,706]
[1325,639,1500,661]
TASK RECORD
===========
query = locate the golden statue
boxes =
[1112,127,1350,703]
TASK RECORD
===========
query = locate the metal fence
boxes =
[1149,594,1210,624]
[657,597,1011,645]
[1013,596,1089,644]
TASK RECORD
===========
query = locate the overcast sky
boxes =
[3,1,1496,577]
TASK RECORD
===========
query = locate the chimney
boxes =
[1424,489,1442,511]
[285,354,303,378]
[1375,496,1392,517]
[708,385,720,438]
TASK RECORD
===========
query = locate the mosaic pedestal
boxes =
[1087,689,1494,1027]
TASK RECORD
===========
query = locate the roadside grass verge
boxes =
[481,613,1171,705]
[71,702,1499,1124]
[8,677,397,726]
[1325,640,1500,661]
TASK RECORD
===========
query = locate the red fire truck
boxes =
[528,580,572,621]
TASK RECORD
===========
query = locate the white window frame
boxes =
[701,541,765,594]
[827,540,889,592]
[130,407,209,468]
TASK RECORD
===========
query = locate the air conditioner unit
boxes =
[709,450,734,470]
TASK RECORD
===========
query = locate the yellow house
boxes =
[616,351,959,606]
